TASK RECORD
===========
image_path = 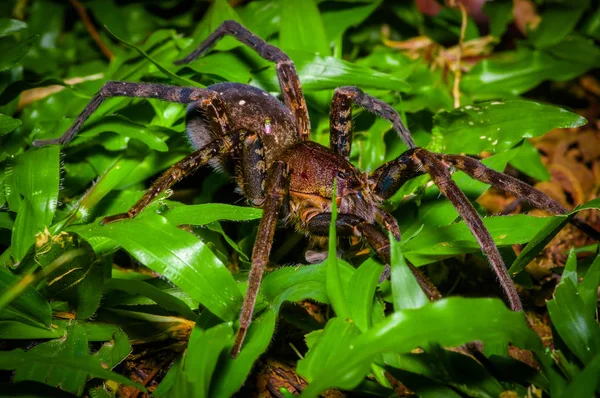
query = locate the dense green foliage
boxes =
[1,0,600,396]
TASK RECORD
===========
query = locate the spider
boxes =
[34,20,599,358]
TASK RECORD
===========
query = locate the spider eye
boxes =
[337,171,348,179]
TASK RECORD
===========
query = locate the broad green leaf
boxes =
[557,352,600,398]
[509,139,551,182]
[326,181,350,319]
[212,310,277,398]
[582,6,600,39]
[73,115,170,152]
[483,1,513,38]
[93,329,131,370]
[528,5,586,48]
[185,0,242,54]
[297,317,363,383]
[10,146,60,261]
[13,323,89,395]
[0,266,52,327]
[280,0,329,55]
[435,100,586,154]
[104,278,197,321]
[253,49,410,92]
[0,18,27,37]
[347,258,383,332]
[106,28,198,87]
[165,204,262,226]
[300,298,543,396]
[0,321,64,339]
[322,1,381,44]
[462,48,598,98]
[508,198,600,275]
[579,254,600,318]
[70,214,242,321]
[0,35,37,72]
[173,323,234,398]
[548,271,600,365]
[0,113,21,136]
[390,237,428,311]
[404,214,551,266]
[3,347,144,393]
[260,260,355,309]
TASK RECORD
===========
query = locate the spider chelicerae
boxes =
[34,20,599,357]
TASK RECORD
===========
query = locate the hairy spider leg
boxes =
[372,148,523,311]
[329,86,417,159]
[232,160,289,358]
[174,20,310,142]
[307,213,443,301]
[101,131,243,225]
[240,133,267,203]
[439,154,600,241]
[33,82,225,147]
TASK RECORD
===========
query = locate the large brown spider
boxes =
[34,21,598,357]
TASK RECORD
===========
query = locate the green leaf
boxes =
[508,198,600,275]
[297,317,363,384]
[280,0,330,55]
[10,146,60,261]
[69,214,243,321]
[106,28,198,87]
[260,260,355,309]
[547,270,600,364]
[104,278,197,321]
[185,0,242,54]
[558,352,600,398]
[579,254,600,319]
[13,323,89,395]
[347,258,383,332]
[74,115,170,152]
[173,323,234,398]
[462,47,598,98]
[509,139,551,182]
[253,49,410,92]
[0,113,21,136]
[403,214,551,266]
[528,5,586,48]
[0,35,37,72]
[435,100,586,154]
[2,341,144,393]
[164,204,262,226]
[0,266,52,327]
[93,329,131,370]
[0,321,64,339]
[390,237,428,311]
[483,1,513,38]
[326,181,350,319]
[300,298,543,396]
[0,18,27,37]
[322,1,381,44]
[212,310,277,398]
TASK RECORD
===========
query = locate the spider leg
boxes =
[439,154,600,240]
[307,213,442,301]
[102,130,242,224]
[240,133,267,203]
[329,86,416,159]
[33,81,226,147]
[174,20,310,141]
[232,160,289,358]
[410,148,522,311]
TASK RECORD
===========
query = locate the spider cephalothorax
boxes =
[34,20,599,357]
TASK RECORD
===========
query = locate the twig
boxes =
[69,0,114,61]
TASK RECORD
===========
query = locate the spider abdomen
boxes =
[185,82,299,173]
